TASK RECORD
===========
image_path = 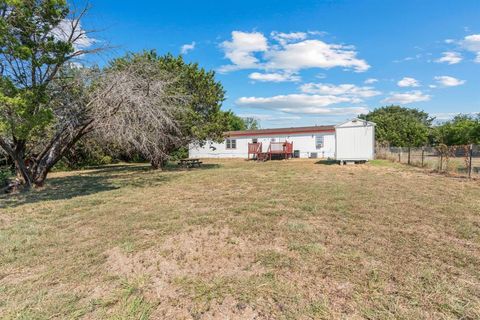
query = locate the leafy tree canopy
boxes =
[108,51,227,144]
[243,116,260,130]
[220,111,260,131]
[433,114,480,145]
[0,0,72,140]
[359,105,434,147]
[0,0,99,187]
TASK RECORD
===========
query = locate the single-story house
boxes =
[189,118,376,161]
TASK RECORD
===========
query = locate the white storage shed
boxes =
[335,119,376,162]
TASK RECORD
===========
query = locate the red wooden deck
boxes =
[248,141,293,161]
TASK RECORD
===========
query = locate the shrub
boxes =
[169,147,189,161]
[59,138,119,170]
[0,168,12,188]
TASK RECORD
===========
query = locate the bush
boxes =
[100,155,113,165]
[169,147,188,161]
[0,168,12,188]
[58,138,119,170]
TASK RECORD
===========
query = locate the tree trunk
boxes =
[0,139,33,189]
[14,157,33,189]
[0,122,93,190]
[32,165,50,188]
[150,160,159,169]
[150,157,167,170]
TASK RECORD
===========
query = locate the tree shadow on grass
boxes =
[0,163,222,208]
[163,163,221,171]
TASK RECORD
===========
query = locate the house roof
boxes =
[226,125,335,137]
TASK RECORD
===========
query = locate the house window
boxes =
[315,135,324,149]
[252,138,258,143]
[226,138,236,149]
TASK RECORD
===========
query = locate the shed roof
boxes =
[335,118,376,128]
[226,125,335,137]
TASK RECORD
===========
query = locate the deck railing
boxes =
[269,142,293,154]
[248,141,293,160]
[248,142,262,154]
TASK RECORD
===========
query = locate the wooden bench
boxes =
[178,158,203,168]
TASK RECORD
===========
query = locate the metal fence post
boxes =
[398,151,401,163]
[468,144,473,179]
[408,147,411,165]
[421,148,425,167]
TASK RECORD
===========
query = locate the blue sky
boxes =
[82,0,480,127]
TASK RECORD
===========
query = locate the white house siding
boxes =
[189,132,336,159]
[335,120,375,161]
[188,138,249,158]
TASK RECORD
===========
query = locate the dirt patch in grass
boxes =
[103,226,270,318]
[105,227,266,280]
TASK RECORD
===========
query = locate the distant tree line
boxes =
[360,106,480,147]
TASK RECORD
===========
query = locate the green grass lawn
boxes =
[1,159,479,319]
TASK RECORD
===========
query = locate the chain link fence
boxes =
[376,144,480,178]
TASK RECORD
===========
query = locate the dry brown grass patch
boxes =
[0,159,479,319]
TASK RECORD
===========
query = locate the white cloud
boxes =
[236,94,368,115]
[249,72,300,82]
[435,51,462,64]
[382,91,431,104]
[271,31,307,45]
[219,31,370,73]
[432,112,476,121]
[364,78,378,84]
[264,39,370,72]
[300,83,381,101]
[434,76,466,87]
[219,31,268,72]
[237,113,305,126]
[461,34,480,52]
[308,30,328,36]
[393,54,422,63]
[397,77,420,87]
[180,41,196,54]
[51,19,95,50]
[431,112,460,121]
[445,34,480,63]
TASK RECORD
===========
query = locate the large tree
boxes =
[0,0,100,187]
[219,111,260,131]
[0,2,240,189]
[434,114,480,145]
[109,52,226,142]
[360,105,434,147]
[92,54,189,169]
[97,51,231,168]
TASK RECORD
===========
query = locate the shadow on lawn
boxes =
[0,163,220,208]
[315,159,339,166]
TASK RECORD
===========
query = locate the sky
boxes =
[81,0,480,128]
